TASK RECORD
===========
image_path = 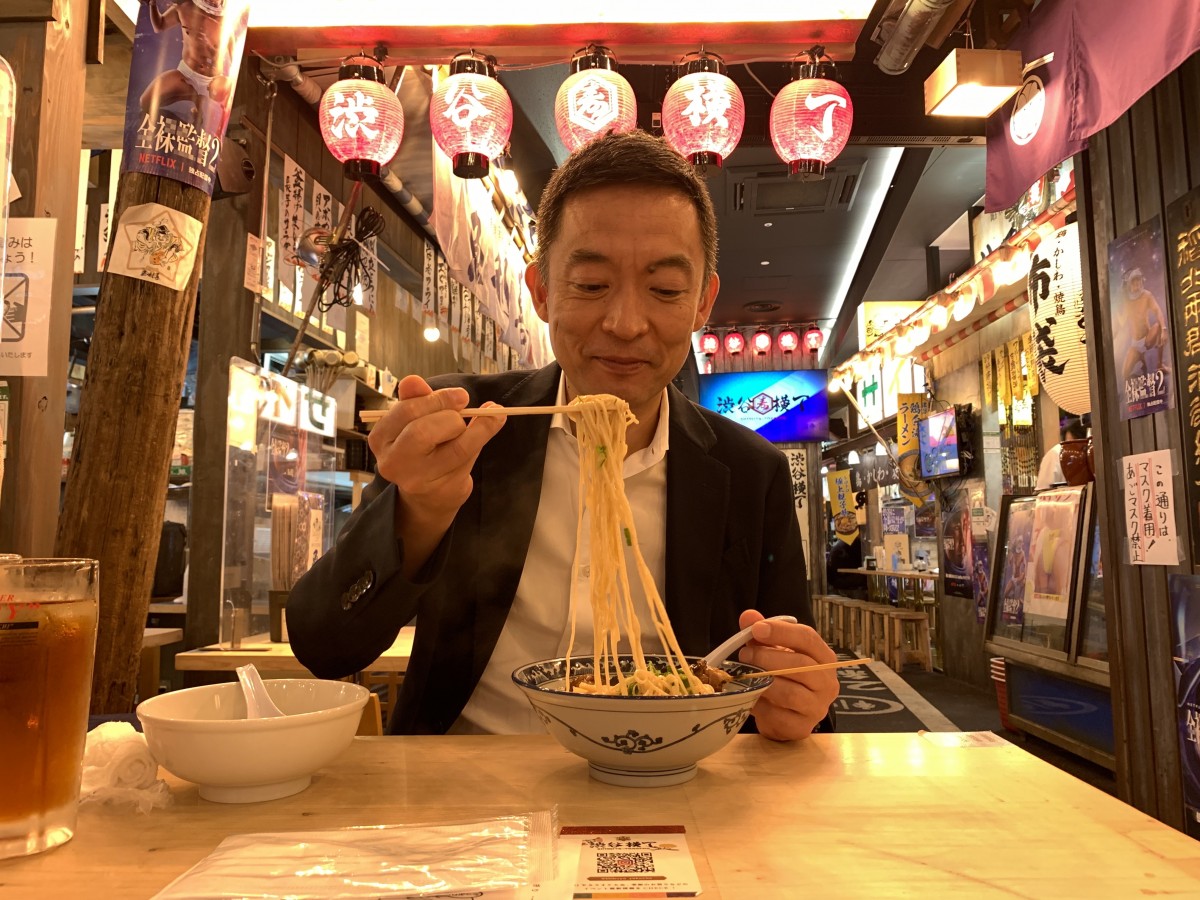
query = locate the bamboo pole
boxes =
[56,171,210,713]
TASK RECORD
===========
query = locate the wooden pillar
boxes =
[0,0,89,555]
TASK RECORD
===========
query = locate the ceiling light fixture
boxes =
[760,260,771,266]
[430,52,513,178]
[555,45,637,153]
[924,48,1023,117]
[769,45,853,180]
[661,51,745,171]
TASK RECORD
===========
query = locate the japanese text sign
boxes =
[1123,449,1180,565]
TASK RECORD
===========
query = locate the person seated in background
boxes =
[285,130,838,741]
[1036,418,1088,490]
[827,535,867,599]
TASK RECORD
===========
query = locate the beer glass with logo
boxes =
[0,559,99,859]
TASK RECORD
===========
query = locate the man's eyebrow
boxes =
[645,255,695,276]
[564,249,611,268]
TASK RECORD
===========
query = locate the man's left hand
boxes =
[736,610,840,741]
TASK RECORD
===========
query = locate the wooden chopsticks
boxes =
[736,658,872,680]
[360,405,575,423]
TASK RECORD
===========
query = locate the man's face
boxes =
[526,185,718,422]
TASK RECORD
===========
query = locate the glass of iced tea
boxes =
[0,558,99,860]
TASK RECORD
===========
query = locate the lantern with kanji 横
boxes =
[661,53,745,169]
[318,56,405,180]
[555,47,637,153]
[778,328,800,353]
[430,53,513,178]
[769,50,853,179]
[1027,221,1090,415]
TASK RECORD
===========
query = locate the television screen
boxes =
[696,370,829,443]
[918,408,960,478]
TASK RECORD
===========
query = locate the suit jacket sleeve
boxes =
[286,475,451,679]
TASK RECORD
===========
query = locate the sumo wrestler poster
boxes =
[121,0,251,194]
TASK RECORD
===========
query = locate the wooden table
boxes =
[173,625,415,675]
[4,733,1198,897]
[139,627,183,702]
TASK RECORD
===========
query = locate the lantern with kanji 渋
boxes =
[318,56,405,180]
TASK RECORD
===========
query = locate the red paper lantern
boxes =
[777,328,800,353]
[555,47,637,153]
[318,56,404,180]
[698,331,720,356]
[430,53,513,178]
[724,330,746,354]
[769,52,853,179]
[752,329,773,355]
[804,325,825,352]
[661,54,745,168]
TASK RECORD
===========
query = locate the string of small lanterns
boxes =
[699,324,824,358]
[316,45,855,183]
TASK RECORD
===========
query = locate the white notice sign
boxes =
[0,218,57,376]
[1123,449,1181,565]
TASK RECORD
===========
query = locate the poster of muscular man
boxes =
[1108,215,1174,420]
[121,0,251,195]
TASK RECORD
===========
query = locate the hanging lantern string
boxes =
[315,206,387,312]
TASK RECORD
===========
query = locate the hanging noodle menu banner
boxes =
[121,0,251,195]
[1168,185,1200,562]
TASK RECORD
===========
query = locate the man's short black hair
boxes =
[1061,418,1088,441]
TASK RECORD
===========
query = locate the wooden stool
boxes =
[812,594,845,645]
[841,599,875,655]
[862,603,892,661]
[826,596,855,650]
[884,609,933,673]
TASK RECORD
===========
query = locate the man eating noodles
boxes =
[288,129,839,739]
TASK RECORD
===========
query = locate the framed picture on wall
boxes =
[985,484,1092,661]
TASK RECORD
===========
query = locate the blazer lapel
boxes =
[471,364,561,680]
[664,387,729,655]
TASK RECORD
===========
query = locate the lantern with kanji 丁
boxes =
[1027,222,1091,415]
[769,50,853,179]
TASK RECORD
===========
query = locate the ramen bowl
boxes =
[513,656,771,787]
[136,679,369,803]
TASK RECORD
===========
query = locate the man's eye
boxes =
[652,288,686,300]
[571,283,607,294]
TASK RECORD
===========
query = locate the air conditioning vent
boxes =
[726,160,865,216]
[848,134,985,146]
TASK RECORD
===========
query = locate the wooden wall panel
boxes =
[1082,57,1200,828]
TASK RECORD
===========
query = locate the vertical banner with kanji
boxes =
[449,280,462,361]
[1168,572,1200,839]
[421,240,436,326]
[0,218,57,376]
[1168,185,1200,563]
[278,155,304,297]
[121,0,251,195]
[311,182,333,233]
[995,344,1011,409]
[1021,331,1038,396]
[982,352,994,410]
[436,255,451,340]
[896,392,933,508]
[1122,449,1181,565]
[827,468,858,544]
[784,448,812,565]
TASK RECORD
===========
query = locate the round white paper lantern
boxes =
[1027,222,1091,415]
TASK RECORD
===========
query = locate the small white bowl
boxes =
[513,656,770,787]
[136,679,369,803]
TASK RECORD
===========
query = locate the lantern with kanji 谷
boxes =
[1027,222,1090,414]
[769,49,853,179]
[661,53,745,168]
[430,53,513,178]
[555,47,637,153]
[318,56,405,180]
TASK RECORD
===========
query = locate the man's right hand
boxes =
[367,375,506,577]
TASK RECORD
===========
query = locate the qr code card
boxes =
[562,826,701,896]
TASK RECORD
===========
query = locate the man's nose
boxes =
[601,284,650,339]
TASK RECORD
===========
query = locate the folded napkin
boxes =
[80,721,171,813]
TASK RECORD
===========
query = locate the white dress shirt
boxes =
[449,378,670,734]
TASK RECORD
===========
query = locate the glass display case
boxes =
[221,358,337,646]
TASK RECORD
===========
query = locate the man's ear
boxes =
[692,272,720,331]
[526,263,550,324]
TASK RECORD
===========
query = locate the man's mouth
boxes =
[593,356,648,373]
